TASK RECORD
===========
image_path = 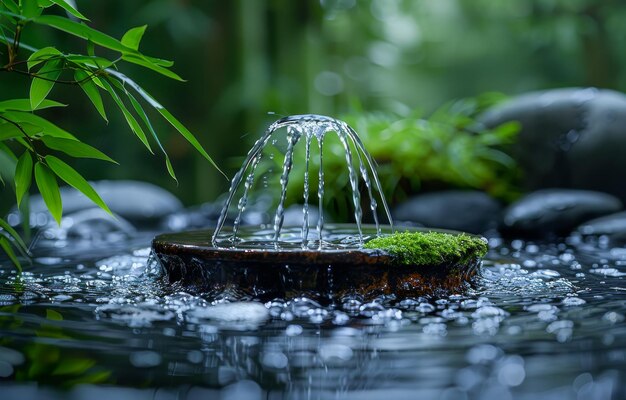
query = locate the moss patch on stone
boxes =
[364,231,488,266]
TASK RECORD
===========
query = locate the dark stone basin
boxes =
[152,225,483,303]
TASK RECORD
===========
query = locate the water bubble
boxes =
[497,357,525,387]
[590,267,626,277]
[285,324,303,336]
[561,296,586,306]
[308,308,329,324]
[546,320,574,342]
[602,311,625,324]
[319,343,353,362]
[332,312,350,325]
[359,302,386,317]
[221,380,262,400]
[529,269,560,279]
[422,322,447,336]
[261,352,288,369]
[466,344,500,364]
[129,351,161,368]
[289,297,322,319]
[187,350,203,364]
[187,302,269,324]
[416,303,435,313]
[472,306,509,319]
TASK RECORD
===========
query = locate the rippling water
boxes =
[0,231,625,399]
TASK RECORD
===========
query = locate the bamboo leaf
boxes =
[15,151,32,207]
[165,156,177,183]
[0,218,29,256]
[74,69,107,121]
[15,137,33,151]
[103,69,162,108]
[50,0,87,20]
[45,155,113,216]
[126,90,178,183]
[0,143,17,185]
[3,111,76,139]
[0,98,66,111]
[30,59,63,110]
[144,56,174,68]
[33,15,125,52]
[0,142,17,161]
[0,121,43,140]
[121,53,184,81]
[20,0,42,19]
[3,1,20,14]
[121,25,146,51]
[86,39,95,56]
[100,79,152,153]
[0,236,21,272]
[34,161,62,225]
[37,0,54,7]
[40,136,116,163]
[66,54,113,69]
[157,108,225,177]
[27,46,62,71]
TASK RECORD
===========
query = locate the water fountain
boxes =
[152,115,486,302]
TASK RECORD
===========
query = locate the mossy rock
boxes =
[364,231,488,267]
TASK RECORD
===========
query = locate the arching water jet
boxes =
[212,114,393,249]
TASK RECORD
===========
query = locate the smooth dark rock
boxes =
[481,88,626,202]
[392,191,502,234]
[502,189,622,237]
[576,211,626,243]
[63,208,136,240]
[15,180,182,227]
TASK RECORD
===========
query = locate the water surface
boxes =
[0,231,625,399]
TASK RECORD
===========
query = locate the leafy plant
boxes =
[0,0,221,271]
[281,94,521,220]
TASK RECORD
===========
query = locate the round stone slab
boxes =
[152,226,483,303]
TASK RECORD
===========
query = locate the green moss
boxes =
[363,231,488,266]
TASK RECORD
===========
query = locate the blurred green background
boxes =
[2,0,625,210]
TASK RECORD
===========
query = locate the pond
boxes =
[0,226,624,400]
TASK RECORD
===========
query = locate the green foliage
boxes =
[0,306,113,387]
[280,95,520,220]
[364,231,488,266]
[0,1,220,271]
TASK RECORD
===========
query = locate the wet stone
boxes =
[393,190,502,234]
[576,211,626,244]
[481,88,626,202]
[13,180,182,228]
[501,189,622,237]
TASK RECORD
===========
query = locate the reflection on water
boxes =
[1,233,626,399]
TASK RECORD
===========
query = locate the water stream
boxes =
[212,115,393,249]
